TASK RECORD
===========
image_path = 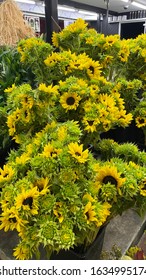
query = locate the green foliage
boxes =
[0,46,30,102]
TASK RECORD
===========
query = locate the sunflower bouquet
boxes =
[6,67,132,147]
[17,37,53,85]
[52,19,146,83]
[0,18,146,260]
[52,18,146,144]
[0,121,146,259]
[0,121,112,259]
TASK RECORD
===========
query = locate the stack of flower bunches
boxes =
[0,18,146,260]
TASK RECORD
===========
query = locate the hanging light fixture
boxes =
[121,0,146,9]
[131,1,146,9]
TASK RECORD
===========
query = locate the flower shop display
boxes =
[0,18,146,260]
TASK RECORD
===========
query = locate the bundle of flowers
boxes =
[0,121,146,259]
[17,37,53,85]
[51,18,146,140]
[0,121,111,259]
[6,74,132,147]
[52,19,146,82]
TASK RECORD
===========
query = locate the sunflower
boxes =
[20,94,34,109]
[118,111,133,127]
[0,165,15,184]
[83,202,98,224]
[34,177,50,195]
[53,202,64,223]
[13,242,32,260]
[89,84,100,97]
[102,119,112,132]
[38,83,59,95]
[15,187,39,215]
[118,47,130,62]
[101,55,113,68]
[96,165,126,189]
[68,142,89,163]
[139,179,146,196]
[60,92,81,111]
[135,116,146,128]
[52,31,59,48]
[13,108,22,122]
[83,193,95,203]
[25,143,34,156]
[38,83,49,92]
[4,83,16,93]
[37,220,58,246]
[83,100,93,112]
[65,18,88,33]
[20,108,32,123]
[111,84,121,95]
[98,93,116,109]
[86,60,101,79]
[57,228,75,250]
[0,207,28,232]
[103,34,119,49]
[42,143,62,158]
[15,153,30,165]
[82,117,99,133]
[95,202,111,226]
[7,114,16,136]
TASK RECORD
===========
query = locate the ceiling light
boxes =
[15,0,36,4]
[58,5,76,12]
[121,0,129,2]
[79,10,97,16]
[131,1,146,9]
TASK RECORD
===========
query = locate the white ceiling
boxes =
[69,0,146,13]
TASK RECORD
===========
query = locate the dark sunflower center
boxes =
[58,212,62,218]
[143,183,146,190]
[85,211,90,220]
[67,96,75,106]
[38,184,44,191]
[108,40,114,44]
[89,66,95,74]
[3,172,9,178]
[74,63,80,67]
[50,151,57,157]
[64,65,69,71]
[139,118,145,124]
[24,110,28,117]
[88,120,94,126]
[75,152,81,156]
[24,97,28,103]
[23,197,33,208]
[102,175,118,187]
[9,217,17,223]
